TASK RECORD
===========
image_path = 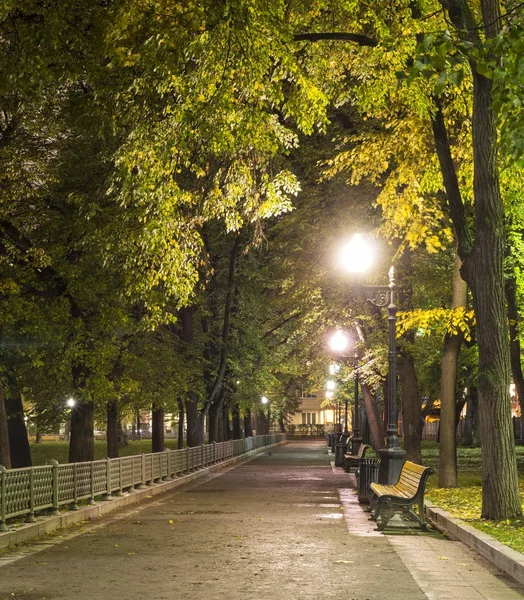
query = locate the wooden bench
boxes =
[343,443,369,473]
[369,461,435,531]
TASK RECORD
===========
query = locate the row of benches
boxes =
[339,441,435,531]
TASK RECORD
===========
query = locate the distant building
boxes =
[288,387,342,430]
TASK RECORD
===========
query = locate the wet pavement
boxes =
[0,440,523,599]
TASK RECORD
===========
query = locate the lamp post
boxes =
[329,330,352,466]
[351,349,362,455]
[329,330,351,438]
[339,235,406,485]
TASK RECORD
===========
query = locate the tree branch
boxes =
[429,97,473,260]
[294,32,377,47]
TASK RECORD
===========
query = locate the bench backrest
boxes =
[357,444,370,458]
[396,461,434,497]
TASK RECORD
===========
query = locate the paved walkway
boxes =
[1,440,523,600]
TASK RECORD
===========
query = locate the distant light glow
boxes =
[329,363,340,375]
[330,330,350,353]
[339,234,374,273]
[261,396,269,404]
[325,391,334,399]
[66,398,76,408]
[326,380,336,391]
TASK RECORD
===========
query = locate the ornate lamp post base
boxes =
[335,431,351,467]
[377,446,406,485]
[351,435,362,455]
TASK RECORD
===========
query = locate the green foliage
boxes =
[397,307,475,342]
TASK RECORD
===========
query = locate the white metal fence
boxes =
[0,434,285,530]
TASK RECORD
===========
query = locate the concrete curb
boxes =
[425,501,524,586]
[0,442,284,550]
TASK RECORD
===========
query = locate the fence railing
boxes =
[0,434,286,531]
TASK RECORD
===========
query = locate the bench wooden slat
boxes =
[369,460,435,531]
[343,443,370,474]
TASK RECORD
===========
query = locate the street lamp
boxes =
[351,349,362,455]
[338,234,406,485]
[261,396,270,434]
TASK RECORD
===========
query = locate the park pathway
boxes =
[1,440,523,600]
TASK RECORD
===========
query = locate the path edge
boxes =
[0,441,285,550]
[425,501,524,586]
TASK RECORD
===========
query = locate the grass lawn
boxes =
[29,439,180,466]
[421,441,524,555]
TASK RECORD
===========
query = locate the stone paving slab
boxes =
[0,441,522,600]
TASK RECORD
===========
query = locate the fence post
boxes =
[114,458,123,496]
[167,450,174,479]
[0,466,7,531]
[25,467,37,523]
[118,457,124,495]
[47,460,60,516]
[102,457,112,500]
[88,461,96,504]
[69,463,79,510]
[162,452,170,481]
[137,454,147,489]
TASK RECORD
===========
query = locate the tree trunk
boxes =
[435,0,521,520]
[439,252,467,487]
[6,389,31,468]
[398,350,422,464]
[185,394,200,447]
[255,410,265,436]
[35,431,43,444]
[244,409,253,437]
[177,399,185,449]
[208,399,222,443]
[361,383,385,450]
[278,415,286,433]
[506,276,524,440]
[232,403,242,439]
[462,385,476,446]
[223,403,232,440]
[117,421,127,448]
[136,409,141,440]
[466,68,520,519]
[69,400,95,463]
[200,235,241,424]
[0,381,12,469]
[152,406,165,453]
[106,400,119,458]
[397,249,422,463]
[180,306,203,446]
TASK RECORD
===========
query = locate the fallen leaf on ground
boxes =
[334,560,354,564]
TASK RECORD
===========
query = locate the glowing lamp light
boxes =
[66,398,76,408]
[326,380,336,391]
[329,363,340,375]
[325,390,334,399]
[261,396,269,404]
[339,234,374,273]
[330,330,350,353]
